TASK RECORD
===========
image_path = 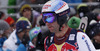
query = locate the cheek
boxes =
[32,37,37,43]
[94,36,100,40]
[23,11,31,15]
[26,32,29,37]
[29,12,32,14]
[27,11,31,15]
[94,36,100,43]
[26,30,30,36]
[4,29,11,34]
[0,35,2,38]
[23,12,26,15]
[54,23,59,28]
[53,23,59,31]
[34,37,37,41]
[20,32,25,36]
[54,25,59,29]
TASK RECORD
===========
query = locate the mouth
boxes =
[48,26,53,30]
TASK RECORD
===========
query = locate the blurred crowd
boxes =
[0,0,100,51]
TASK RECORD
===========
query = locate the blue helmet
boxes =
[16,20,31,33]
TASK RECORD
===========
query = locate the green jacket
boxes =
[8,0,16,14]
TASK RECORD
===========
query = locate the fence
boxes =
[0,2,99,16]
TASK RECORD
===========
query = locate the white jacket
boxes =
[77,32,96,51]
[2,30,20,51]
[44,30,96,51]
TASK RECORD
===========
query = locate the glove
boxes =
[6,49,12,51]
[0,48,3,51]
[68,16,80,28]
[97,14,100,21]
[0,37,7,47]
[22,33,30,46]
[16,44,26,51]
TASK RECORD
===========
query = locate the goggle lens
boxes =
[42,13,56,23]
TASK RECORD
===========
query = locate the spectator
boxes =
[92,8,100,14]
[76,4,100,36]
[33,15,51,51]
[36,15,42,27]
[5,17,16,33]
[19,4,40,27]
[88,23,100,49]
[0,20,10,51]
[3,18,31,51]
[69,7,76,17]
[0,20,10,38]
[37,18,51,51]
[42,0,96,51]
[76,4,90,18]
[0,11,6,20]
[28,27,41,51]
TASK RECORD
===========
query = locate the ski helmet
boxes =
[88,23,100,39]
[42,0,70,28]
[0,20,10,34]
[68,16,80,28]
[29,27,41,41]
[77,4,90,18]
[16,17,32,33]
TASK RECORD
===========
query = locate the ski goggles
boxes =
[42,12,57,23]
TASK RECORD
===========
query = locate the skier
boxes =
[2,18,31,51]
[42,0,96,51]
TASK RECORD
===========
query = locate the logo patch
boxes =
[82,35,85,40]
[69,34,75,40]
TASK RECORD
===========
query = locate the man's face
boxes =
[46,21,59,33]
[19,29,30,45]
[93,34,100,44]
[25,29,30,37]
[42,12,59,33]
[23,9,31,19]
[20,29,30,38]
[19,30,26,38]
[4,28,11,37]
[32,36,37,46]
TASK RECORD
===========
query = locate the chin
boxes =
[50,30,54,33]
[50,30,55,33]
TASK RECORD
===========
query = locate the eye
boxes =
[48,15,51,18]
[44,16,48,19]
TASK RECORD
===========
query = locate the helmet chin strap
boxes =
[59,25,62,31]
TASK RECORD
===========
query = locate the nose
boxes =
[46,22,51,26]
